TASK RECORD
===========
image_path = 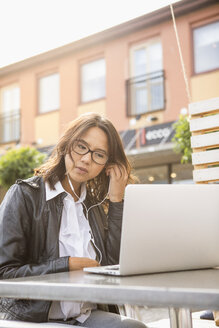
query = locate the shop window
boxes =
[38,73,60,113]
[135,165,168,184]
[127,40,164,116]
[171,163,193,184]
[134,163,193,185]
[193,20,219,74]
[0,85,20,143]
[81,58,105,103]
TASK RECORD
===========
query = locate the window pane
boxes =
[134,48,147,76]
[0,86,20,143]
[133,42,162,76]
[171,163,193,184]
[134,83,148,114]
[135,166,168,184]
[148,42,163,72]
[81,59,105,102]
[194,21,219,73]
[39,73,60,113]
[12,87,20,110]
[2,87,20,113]
[2,90,11,112]
[150,77,164,110]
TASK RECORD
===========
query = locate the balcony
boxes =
[0,109,20,144]
[126,70,165,117]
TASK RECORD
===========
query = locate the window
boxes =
[0,85,20,143]
[193,20,219,74]
[135,165,169,184]
[171,163,193,184]
[127,40,164,116]
[81,58,105,103]
[38,73,60,113]
[134,163,193,184]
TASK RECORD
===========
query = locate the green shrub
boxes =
[172,115,192,164]
[0,146,46,189]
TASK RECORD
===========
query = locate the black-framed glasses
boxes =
[72,140,108,165]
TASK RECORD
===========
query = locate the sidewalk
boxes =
[147,313,215,328]
[123,306,216,327]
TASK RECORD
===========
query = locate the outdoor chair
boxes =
[189,96,219,326]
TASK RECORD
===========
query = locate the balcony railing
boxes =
[126,70,165,117]
[0,109,20,144]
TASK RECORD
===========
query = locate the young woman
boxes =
[0,113,146,327]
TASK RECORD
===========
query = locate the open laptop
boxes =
[84,184,219,276]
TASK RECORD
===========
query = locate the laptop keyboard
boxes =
[104,265,120,270]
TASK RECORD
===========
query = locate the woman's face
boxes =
[64,127,109,190]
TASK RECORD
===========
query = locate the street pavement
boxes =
[122,306,216,327]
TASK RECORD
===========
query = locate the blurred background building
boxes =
[0,0,218,184]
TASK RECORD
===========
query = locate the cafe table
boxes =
[0,268,219,328]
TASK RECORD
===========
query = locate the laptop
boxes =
[84,184,219,276]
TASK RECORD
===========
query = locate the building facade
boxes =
[0,0,218,185]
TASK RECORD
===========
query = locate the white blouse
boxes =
[46,181,96,323]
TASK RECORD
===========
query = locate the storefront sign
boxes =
[120,121,176,149]
[140,121,175,146]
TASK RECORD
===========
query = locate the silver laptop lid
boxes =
[119,184,219,275]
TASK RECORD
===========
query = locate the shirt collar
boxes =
[45,181,86,203]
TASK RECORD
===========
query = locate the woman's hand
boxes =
[69,257,100,271]
[106,164,128,202]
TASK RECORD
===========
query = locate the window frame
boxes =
[127,38,165,117]
[80,57,106,104]
[192,18,219,76]
[37,72,60,115]
[0,83,20,143]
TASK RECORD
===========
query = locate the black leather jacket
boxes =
[0,176,123,322]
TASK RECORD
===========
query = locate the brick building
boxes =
[0,0,218,185]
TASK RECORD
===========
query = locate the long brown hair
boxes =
[35,113,136,204]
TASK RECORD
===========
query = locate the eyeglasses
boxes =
[72,140,108,165]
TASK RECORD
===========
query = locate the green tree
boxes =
[0,146,46,189]
[172,115,192,164]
